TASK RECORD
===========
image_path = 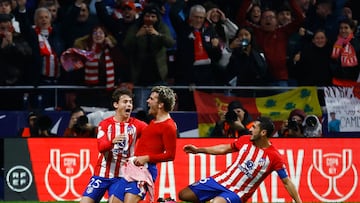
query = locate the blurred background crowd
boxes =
[0,0,359,111]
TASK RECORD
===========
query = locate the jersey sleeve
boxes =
[232,135,251,150]
[148,120,177,163]
[133,118,148,139]
[97,119,113,153]
[272,149,288,179]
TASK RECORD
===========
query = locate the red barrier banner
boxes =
[15,138,360,202]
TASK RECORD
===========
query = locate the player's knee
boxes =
[178,187,196,201]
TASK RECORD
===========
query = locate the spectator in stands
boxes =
[342,6,357,27]
[59,1,99,87]
[73,25,121,90]
[330,18,360,84]
[275,109,306,138]
[95,0,139,84]
[153,0,178,86]
[204,3,238,82]
[16,2,65,85]
[0,0,20,33]
[38,0,59,25]
[33,114,57,137]
[245,3,261,25]
[172,4,221,86]
[295,0,311,16]
[210,100,251,138]
[171,4,221,110]
[123,3,175,86]
[236,0,304,87]
[123,3,175,109]
[63,106,96,137]
[303,0,347,43]
[292,29,333,86]
[61,0,98,49]
[18,111,38,137]
[0,13,32,85]
[225,26,268,88]
[276,3,292,27]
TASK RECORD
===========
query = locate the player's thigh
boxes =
[212,196,228,203]
[80,196,96,203]
[108,178,128,201]
[108,194,124,203]
[178,187,198,202]
[82,176,112,202]
[124,192,142,203]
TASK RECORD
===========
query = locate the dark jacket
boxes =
[173,22,222,84]
[226,47,268,86]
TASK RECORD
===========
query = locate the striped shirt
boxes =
[94,117,147,178]
[213,135,287,202]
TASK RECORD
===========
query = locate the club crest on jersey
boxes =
[258,158,266,167]
[238,160,255,178]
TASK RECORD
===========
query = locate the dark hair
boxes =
[85,25,109,49]
[288,109,306,121]
[277,2,292,13]
[261,7,276,16]
[71,106,85,115]
[339,18,356,31]
[246,3,261,24]
[227,100,242,112]
[111,88,133,104]
[37,115,53,131]
[137,3,161,28]
[233,26,261,51]
[0,0,11,4]
[257,117,274,137]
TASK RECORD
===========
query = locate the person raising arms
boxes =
[178,117,302,203]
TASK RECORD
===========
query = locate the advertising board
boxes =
[4,138,359,202]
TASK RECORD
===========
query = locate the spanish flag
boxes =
[194,87,322,137]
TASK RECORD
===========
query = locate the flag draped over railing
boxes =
[194,87,322,137]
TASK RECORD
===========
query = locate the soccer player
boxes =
[178,117,302,203]
[120,86,178,203]
[80,88,148,203]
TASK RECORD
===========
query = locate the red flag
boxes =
[193,90,260,137]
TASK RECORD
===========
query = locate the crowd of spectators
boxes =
[0,0,359,110]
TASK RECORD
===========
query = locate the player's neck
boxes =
[113,115,129,123]
[254,138,271,148]
[154,111,170,123]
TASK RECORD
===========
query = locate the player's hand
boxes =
[133,155,149,166]
[183,144,198,154]
[112,134,126,144]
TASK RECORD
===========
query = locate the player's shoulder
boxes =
[236,135,252,143]
[129,117,148,127]
[99,116,114,125]
[266,144,284,159]
[164,117,178,130]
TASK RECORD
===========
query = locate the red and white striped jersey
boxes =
[94,117,147,178]
[213,135,287,202]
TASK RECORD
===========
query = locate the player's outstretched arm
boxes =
[281,177,302,203]
[183,144,233,155]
